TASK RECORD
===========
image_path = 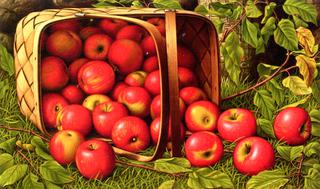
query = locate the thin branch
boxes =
[296,153,305,187]
[222,52,292,101]
[16,150,38,173]
[220,12,246,43]
[0,125,50,142]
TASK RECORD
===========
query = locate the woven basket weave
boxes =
[14,7,220,161]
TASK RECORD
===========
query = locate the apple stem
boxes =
[0,125,50,142]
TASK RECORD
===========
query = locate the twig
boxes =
[16,149,38,173]
[0,125,50,142]
[296,153,305,187]
[220,12,246,43]
[222,52,292,101]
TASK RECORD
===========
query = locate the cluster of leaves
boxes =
[94,0,183,9]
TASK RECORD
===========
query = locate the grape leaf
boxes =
[245,0,262,18]
[254,90,276,120]
[274,19,298,51]
[283,0,317,25]
[262,2,276,24]
[153,0,182,9]
[241,18,259,48]
[282,76,312,95]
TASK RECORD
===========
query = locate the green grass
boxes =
[0,69,318,189]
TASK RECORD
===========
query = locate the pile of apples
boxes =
[41,18,312,180]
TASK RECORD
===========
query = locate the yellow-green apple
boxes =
[185,131,223,167]
[46,30,82,62]
[61,85,85,104]
[111,82,128,101]
[274,107,311,145]
[82,94,112,111]
[217,108,257,142]
[84,34,113,60]
[116,25,146,42]
[185,100,219,132]
[68,58,90,83]
[42,93,68,129]
[57,104,93,136]
[150,117,185,144]
[141,35,157,57]
[78,60,115,94]
[144,70,161,96]
[80,26,104,40]
[111,116,150,152]
[150,95,186,119]
[124,71,147,87]
[179,87,207,105]
[118,86,151,118]
[233,137,275,175]
[143,56,159,73]
[93,101,128,138]
[108,39,144,75]
[177,45,196,69]
[76,139,115,179]
[178,67,198,88]
[99,19,128,38]
[41,56,69,91]
[50,20,81,33]
[49,130,85,165]
[147,18,165,36]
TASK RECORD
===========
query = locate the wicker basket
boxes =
[14,7,220,162]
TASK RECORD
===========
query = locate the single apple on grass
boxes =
[49,130,85,165]
[99,19,128,38]
[185,131,223,167]
[111,82,128,101]
[147,18,166,36]
[57,104,93,136]
[42,93,68,129]
[69,58,90,83]
[84,34,113,60]
[143,56,159,73]
[233,136,275,176]
[150,95,186,119]
[112,116,150,152]
[124,71,147,87]
[178,67,198,88]
[141,35,157,57]
[185,100,219,132]
[80,26,104,40]
[116,25,146,42]
[177,45,196,69]
[93,101,128,138]
[78,60,115,94]
[217,108,257,142]
[274,107,312,145]
[50,20,81,33]
[76,139,116,179]
[61,85,85,104]
[179,86,207,105]
[41,56,69,91]
[144,70,161,96]
[82,94,112,111]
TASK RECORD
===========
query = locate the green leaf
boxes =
[274,19,298,51]
[39,161,73,184]
[303,158,319,175]
[0,138,16,154]
[309,109,320,137]
[254,90,276,120]
[0,79,10,100]
[0,44,14,76]
[44,181,62,189]
[256,37,265,54]
[312,80,320,104]
[31,136,53,160]
[195,5,208,15]
[154,158,192,174]
[261,17,276,44]
[246,170,289,189]
[304,164,320,189]
[283,0,317,25]
[279,95,310,111]
[208,2,236,18]
[131,0,143,7]
[158,180,175,189]
[211,17,224,34]
[241,18,259,48]
[304,141,320,157]
[282,76,312,95]
[296,55,317,87]
[0,164,28,187]
[153,0,182,9]
[0,153,14,175]
[188,168,233,189]
[22,173,45,189]
[262,2,276,24]
[267,79,285,106]
[245,0,262,18]
[257,63,279,77]
[230,6,243,20]
[276,145,303,161]
[257,118,275,138]
[293,16,308,28]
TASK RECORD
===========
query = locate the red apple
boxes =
[46,30,82,62]
[76,139,115,179]
[217,108,257,142]
[41,56,69,91]
[112,116,150,152]
[61,85,85,104]
[42,93,68,129]
[185,100,219,132]
[49,130,85,165]
[78,60,115,94]
[118,87,151,118]
[82,94,112,111]
[179,87,207,105]
[111,82,128,101]
[50,20,81,33]
[80,26,104,40]
[177,45,196,69]
[233,137,275,175]
[185,131,223,167]
[144,70,161,96]
[143,56,159,73]
[93,101,128,138]
[99,19,127,38]
[150,95,186,119]
[84,34,113,60]
[116,25,146,42]
[274,107,312,145]
[40,33,47,51]
[124,71,147,87]
[178,67,198,88]
[141,35,157,57]
[147,18,166,36]
[69,58,90,83]
[57,105,93,136]
[108,39,144,75]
